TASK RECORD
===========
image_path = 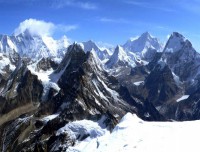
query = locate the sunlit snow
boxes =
[176,95,189,102]
[134,81,144,86]
[67,113,200,152]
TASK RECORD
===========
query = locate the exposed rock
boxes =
[0,63,43,115]
[36,58,59,71]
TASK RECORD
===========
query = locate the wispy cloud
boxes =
[56,24,78,33]
[14,18,78,36]
[52,0,97,10]
[0,0,97,10]
[96,41,114,49]
[99,17,131,24]
[125,0,176,12]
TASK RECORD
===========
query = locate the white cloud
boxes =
[52,0,97,10]
[99,17,131,24]
[14,18,78,36]
[14,19,55,36]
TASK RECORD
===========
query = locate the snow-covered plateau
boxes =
[67,113,200,152]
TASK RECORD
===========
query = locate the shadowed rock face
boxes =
[162,32,200,82]
[0,64,44,152]
[45,44,163,121]
[37,58,58,71]
[145,64,179,106]
[0,64,43,115]
[36,58,59,71]
[172,87,200,121]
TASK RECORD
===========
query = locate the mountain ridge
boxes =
[1,31,200,151]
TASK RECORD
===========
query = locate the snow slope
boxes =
[68,113,200,152]
[27,63,60,101]
[176,95,189,102]
[0,53,15,74]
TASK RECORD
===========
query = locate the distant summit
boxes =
[123,32,163,61]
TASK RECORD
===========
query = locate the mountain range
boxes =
[1,30,200,151]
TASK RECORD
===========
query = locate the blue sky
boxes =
[0,0,200,50]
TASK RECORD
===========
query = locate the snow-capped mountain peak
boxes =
[81,40,110,61]
[82,40,99,52]
[164,32,192,53]
[140,31,152,40]
[106,45,136,68]
[123,32,162,53]
[123,32,162,61]
[162,32,200,81]
[114,45,128,60]
[0,32,70,61]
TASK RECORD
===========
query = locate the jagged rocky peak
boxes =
[54,43,87,74]
[114,45,127,58]
[68,42,85,53]
[162,32,200,81]
[86,49,104,72]
[48,43,132,117]
[105,45,137,69]
[81,40,110,60]
[164,32,193,53]
[36,57,59,71]
[82,40,99,52]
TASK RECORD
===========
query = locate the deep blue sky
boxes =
[0,0,200,50]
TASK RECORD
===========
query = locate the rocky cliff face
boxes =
[144,61,179,106]
[163,32,200,82]
[0,62,43,115]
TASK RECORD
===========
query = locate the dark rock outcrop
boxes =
[36,58,59,71]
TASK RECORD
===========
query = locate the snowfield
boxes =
[176,95,189,102]
[67,113,200,152]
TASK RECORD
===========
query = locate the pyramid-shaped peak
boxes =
[87,40,95,43]
[116,45,123,50]
[138,32,155,40]
[129,32,153,42]
[82,40,100,52]
[123,32,162,53]
[164,32,194,53]
[82,40,97,46]
[141,32,151,37]
[169,32,186,41]
[68,42,85,53]
[114,45,126,56]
